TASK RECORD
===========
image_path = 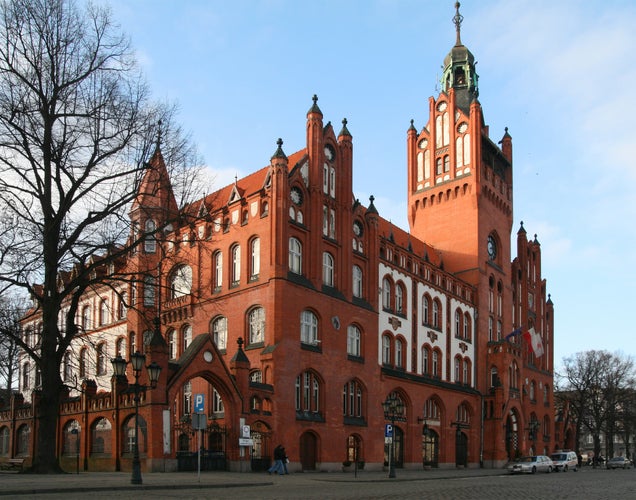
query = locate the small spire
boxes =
[453,2,464,46]
[408,119,417,132]
[366,195,378,215]
[156,119,163,149]
[338,117,351,137]
[308,94,322,115]
[271,138,287,160]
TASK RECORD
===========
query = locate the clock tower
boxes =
[406,2,514,389]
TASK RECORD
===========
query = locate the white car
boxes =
[550,451,578,472]
[507,455,554,474]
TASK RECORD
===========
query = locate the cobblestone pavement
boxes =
[1,466,633,499]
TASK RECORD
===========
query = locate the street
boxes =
[28,467,634,500]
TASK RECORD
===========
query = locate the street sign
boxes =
[194,393,205,413]
[192,412,207,430]
[385,424,393,437]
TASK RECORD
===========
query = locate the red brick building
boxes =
[2,4,555,473]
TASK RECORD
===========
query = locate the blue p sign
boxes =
[194,393,205,413]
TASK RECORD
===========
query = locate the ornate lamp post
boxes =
[382,393,405,478]
[111,351,162,485]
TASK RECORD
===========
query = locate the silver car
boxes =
[507,455,554,474]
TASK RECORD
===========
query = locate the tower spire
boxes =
[453,2,464,46]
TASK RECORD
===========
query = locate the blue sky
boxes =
[108,0,636,369]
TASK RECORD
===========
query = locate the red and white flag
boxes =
[524,327,544,357]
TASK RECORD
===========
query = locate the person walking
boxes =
[268,444,285,475]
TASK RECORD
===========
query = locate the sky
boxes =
[107,0,636,370]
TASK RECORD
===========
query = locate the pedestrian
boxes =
[282,447,289,474]
[267,444,285,475]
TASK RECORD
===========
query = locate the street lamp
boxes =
[111,351,162,485]
[382,393,405,478]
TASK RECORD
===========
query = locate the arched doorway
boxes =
[300,432,317,470]
[422,428,439,468]
[384,426,404,468]
[455,430,468,466]
[250,421,272,472]
[505,410,519,461]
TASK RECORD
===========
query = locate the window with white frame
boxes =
[143,275,155,307]
[352,265,363,298]
[182,325,192,351]
[300,310,318,344]
[168,329,177,359]
[382,335,391,364]
[248,307,265,344]
[322,252,334,287]
[231,244,241,285]
[170,264,192,298]
[382,278,392,310]
[144,219,156,253]
[295,371,321,414]
[250,237,260,279]
[347,325,361,357]
[396,284,404,315]
[395,338,404,368]
[213,251,223,289]
[342,380,363,418]
[289,238,302,274]
[212,316,227,350]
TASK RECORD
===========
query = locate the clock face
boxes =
[324,145,334,162]
[487,236,497,260]
[290,187,303,206]
[353,220,363,237]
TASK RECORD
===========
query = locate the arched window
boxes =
[490,366,499,388]
[0,426,10,456]
[289,238,302,274]
[129,332,136,356]
[463,359,470,385]
[91,417,112,455]
[81,305,91,330]
[16,425,30,456]
[118,292,128,319]
[115,337,125,358]
[79,348,88,379]
[99,299,109,326]
[22,362,30,390]
[248,307,265,344]
[422,294,431,325]
[382,335,391,365]
[300,310,318,345]
[395,338,404,368]
[123,415,147,454]
[432,350,439,377]
[530,381,536,401]
[167,329,177,359]
[170,264,192,298]
[144,219,156,253]
[463,311,471,340]
[454,356,461,382]
[63,351,72,382]
[342,380,364,418]
[143,275,155,307]
[422,346,430,375]
[295,370,321,415]
[352,265,363,298]
[455,309,462,338]
[250,237,260,279]
[211,316,227,350]
[182,324,192,351]
[322,252,334,287]
[231,244,241,285]
[456,403,470,424]
[96,342,107,375]
[432,300,440,328]
[213,251,223,290]
[395,284,404,315]
[424,398,440,420]
[347,325,361,357]
[62,420,80,456]
[382,278,392,311]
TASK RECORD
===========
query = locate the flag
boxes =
[530,328,543,358]
[524,327,544,358]
[504,328,523,341]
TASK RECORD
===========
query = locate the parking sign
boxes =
[194,393,205,413]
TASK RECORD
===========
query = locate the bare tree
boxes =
[0,294,24,400]
[560,350,636,466]
[0,0,202,472]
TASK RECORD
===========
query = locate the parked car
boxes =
[550,451,578,472]
[606,456,632,470]
[507,455,553,474]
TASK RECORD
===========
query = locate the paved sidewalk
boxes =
[0,467,506,496]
